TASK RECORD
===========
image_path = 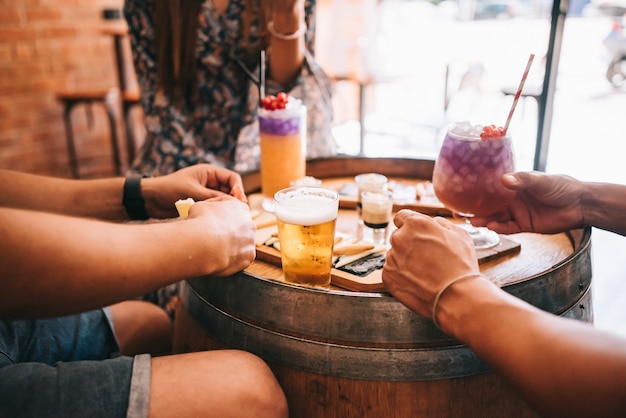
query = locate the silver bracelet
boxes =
[267,21,307,41]
[432,272,484,329]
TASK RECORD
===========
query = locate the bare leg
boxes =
[149,350,288,418]
[109,300,173,356]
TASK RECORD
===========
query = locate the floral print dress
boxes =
[124,0,337,177]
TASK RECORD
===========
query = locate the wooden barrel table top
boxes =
[242,156,589,297]
[174,156,593,418]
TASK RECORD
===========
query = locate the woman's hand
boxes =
[271,0,305,19]
[143,164,247,219]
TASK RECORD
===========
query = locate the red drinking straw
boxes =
[503,53,535,133]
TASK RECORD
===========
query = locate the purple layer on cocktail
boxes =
[258,111,303,135]
[433,122,515,217]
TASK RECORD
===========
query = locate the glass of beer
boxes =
[273,186,339,289]
[259,94,307,212]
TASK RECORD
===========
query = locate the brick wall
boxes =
[0,0,134,178]
[0,0,358,179]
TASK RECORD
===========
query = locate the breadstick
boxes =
[255,218,277,229]
[333,244,375,256]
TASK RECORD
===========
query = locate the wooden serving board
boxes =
[255,236,521,293]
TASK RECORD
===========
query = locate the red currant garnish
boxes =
[480,124,506,140]
[261,93,289,110]
[261,96,272,110]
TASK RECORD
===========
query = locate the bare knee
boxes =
[149,350,288,418]
[229,351,288,418]
[109,300,172,356]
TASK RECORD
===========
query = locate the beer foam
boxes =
[274,188,338,226]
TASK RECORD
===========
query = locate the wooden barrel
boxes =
[173,157,593,418]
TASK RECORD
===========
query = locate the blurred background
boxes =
[1,0,625,336]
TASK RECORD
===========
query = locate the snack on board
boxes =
[175,198,195,219]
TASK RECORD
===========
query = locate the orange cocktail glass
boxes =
[259,95,306,211]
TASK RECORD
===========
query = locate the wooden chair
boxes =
[104,21,143,167]
[120,89,141,165]
[56,17,143,178]
[56,89,123,178]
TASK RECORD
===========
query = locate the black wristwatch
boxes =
[122,176,149,220]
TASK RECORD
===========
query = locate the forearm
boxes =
[268,11,305,86]
[582,181,626,236]
[439,278,626,417]
[0,209,209,319]
[0,170,128,220]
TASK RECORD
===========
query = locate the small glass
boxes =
[361,190,393,245]
[354,173,388,223]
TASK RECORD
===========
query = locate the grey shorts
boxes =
[0,308,151,418]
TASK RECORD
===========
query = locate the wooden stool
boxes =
[56,89,123,178]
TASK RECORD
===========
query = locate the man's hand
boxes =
[187,195,256,277]
[382,210,479,319]
[472,171,585,235]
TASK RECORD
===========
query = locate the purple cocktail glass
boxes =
[433,122,515,249]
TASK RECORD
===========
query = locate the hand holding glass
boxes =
[432,123,515,249]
